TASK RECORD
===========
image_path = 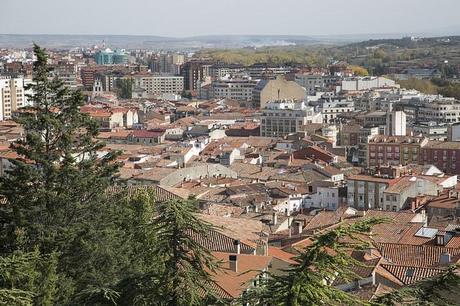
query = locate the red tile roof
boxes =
[209,252,272,298]
[129,130,165,138]
[380,264,446,285]
[375,243,460,267]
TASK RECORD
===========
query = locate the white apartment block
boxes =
[295,74,337,95]
[386,111,407,136]
[341,77,398,91]
[211,77,258,101]
[0,76,28,121]
[320,100,355,123]
[418,99,460,124]
[260,100,322,137]
[133,75,184,98]
[347,177,389,210]
[209,65,244,79]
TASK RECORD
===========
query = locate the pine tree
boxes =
[244,218,387,306]
[0,247,58,306]
[0,44,123,304]
[116,195,221,305]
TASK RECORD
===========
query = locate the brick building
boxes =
[421,141,460,174]
[367,136,428,168]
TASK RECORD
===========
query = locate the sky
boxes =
[1,0,459,37]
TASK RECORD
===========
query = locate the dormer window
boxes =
[436,233,445,246]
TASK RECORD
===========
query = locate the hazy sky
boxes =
[2,0,459,37]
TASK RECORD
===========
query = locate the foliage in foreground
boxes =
[243,218,387,306]
[375,264,460,306]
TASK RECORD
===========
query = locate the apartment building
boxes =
[360,111,387,128]
[182,61,205,92]
[341,76,398,91]
[0,76,27,121]
[152,53,185,75]
[51,62,78,89]
[320,100,355,123]
[382,176,441,211]
[260,100,322,137]
[246,64,291,79]
[133,75,184,98]
[209,64,245,79]
[413,122,448,140]
[347,174,394,210]
[294,74,338,95]
[417,99,460,124]
[211,77,259,101]
[80,66,96,90]
[386,111,407,136]
[367,135,428,167]
[95,48,128,65]
[421,141,460,174]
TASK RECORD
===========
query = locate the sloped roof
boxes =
[187,228,256,255]
[380,264,445,285]
[209,252,272,298]
[375,243,460,267]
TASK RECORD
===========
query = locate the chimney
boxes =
[296,221,303,235]
[233,239,241,255]
[229,255,238,272]
[272,212,278,225]
[440,252,451,265]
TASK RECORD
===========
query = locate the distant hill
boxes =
[343,36,460,49]
[0,34,319,49]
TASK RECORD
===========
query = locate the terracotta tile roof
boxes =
[384,177,417,194]
[348,283,394,302]
[106,185,182,202]
[369,135,426,145]
[397,223,435,245]
[188,227,256,255]
[446,236,460,248]
[198,214,266,249]
[427,193,460,209]
[201,279,233,300]
[333,257,381,286]
[375,243,460,267]
[301,206,352,233]
[268,246,297,265]
[209,252,272,298]
[204,204,244,218]
[347,174,396,184]
[129,130,165,138]
[424,141,460,150]
[380,264,446,285]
